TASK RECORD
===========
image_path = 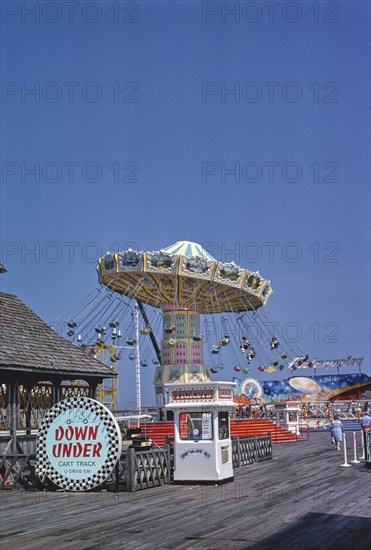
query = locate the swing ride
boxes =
[95,239,275,412]
[62,240,312,414]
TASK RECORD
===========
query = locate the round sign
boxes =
[36,397,122,491]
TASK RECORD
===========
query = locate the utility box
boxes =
[165,382,235,483]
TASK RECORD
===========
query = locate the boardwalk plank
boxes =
[1,433,370,549]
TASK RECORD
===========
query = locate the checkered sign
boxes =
[36,397,122,491]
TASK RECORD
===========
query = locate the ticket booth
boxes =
[275,401,301,436]
[165,382,235,483]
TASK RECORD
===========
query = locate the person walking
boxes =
[328,415,335,445]
[331,415,344,451]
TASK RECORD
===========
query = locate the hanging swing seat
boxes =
[126,338,137,346]
[219,336,230,346]
[270,337,279,349]
[247,349,256,363]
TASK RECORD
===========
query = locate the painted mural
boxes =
[234,373,371,404]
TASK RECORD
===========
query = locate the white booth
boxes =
[275,401,301,436]
[165,382,235,483]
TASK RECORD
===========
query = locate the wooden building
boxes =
[0,291,117,453]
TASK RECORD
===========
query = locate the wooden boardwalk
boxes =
[1,433,370,549]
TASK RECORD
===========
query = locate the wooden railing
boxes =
[0,453,38,490]
[0,446,172,493]
[125,447,172,492]
[232,434,272,468]
[1,439,270,492]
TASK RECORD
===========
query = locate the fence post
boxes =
[360,431,366,460]
[350,431,360,464]
[236,437,241,467]
[115,458,120,493]
[269,433,272,459]
[126,447,136,492]
[340,432,351,468]
[254,436,258,463]
[166,445,171,484]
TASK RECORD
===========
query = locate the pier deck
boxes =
[1,433,370,549]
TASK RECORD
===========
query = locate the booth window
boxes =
[179,412,213,440]
[218,411,229,440]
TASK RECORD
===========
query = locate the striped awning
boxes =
[162,241,215,261]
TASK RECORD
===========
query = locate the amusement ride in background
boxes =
[57,241,314,412]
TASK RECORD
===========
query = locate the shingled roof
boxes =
[0,292,116,380]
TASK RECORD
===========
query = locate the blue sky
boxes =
[1,1,370,406]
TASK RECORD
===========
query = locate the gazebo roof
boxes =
[0,292,116,380]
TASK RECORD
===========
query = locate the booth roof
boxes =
[0,292,116,379]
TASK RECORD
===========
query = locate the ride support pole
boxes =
[350,431,360,464]
[341,432,351,467]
